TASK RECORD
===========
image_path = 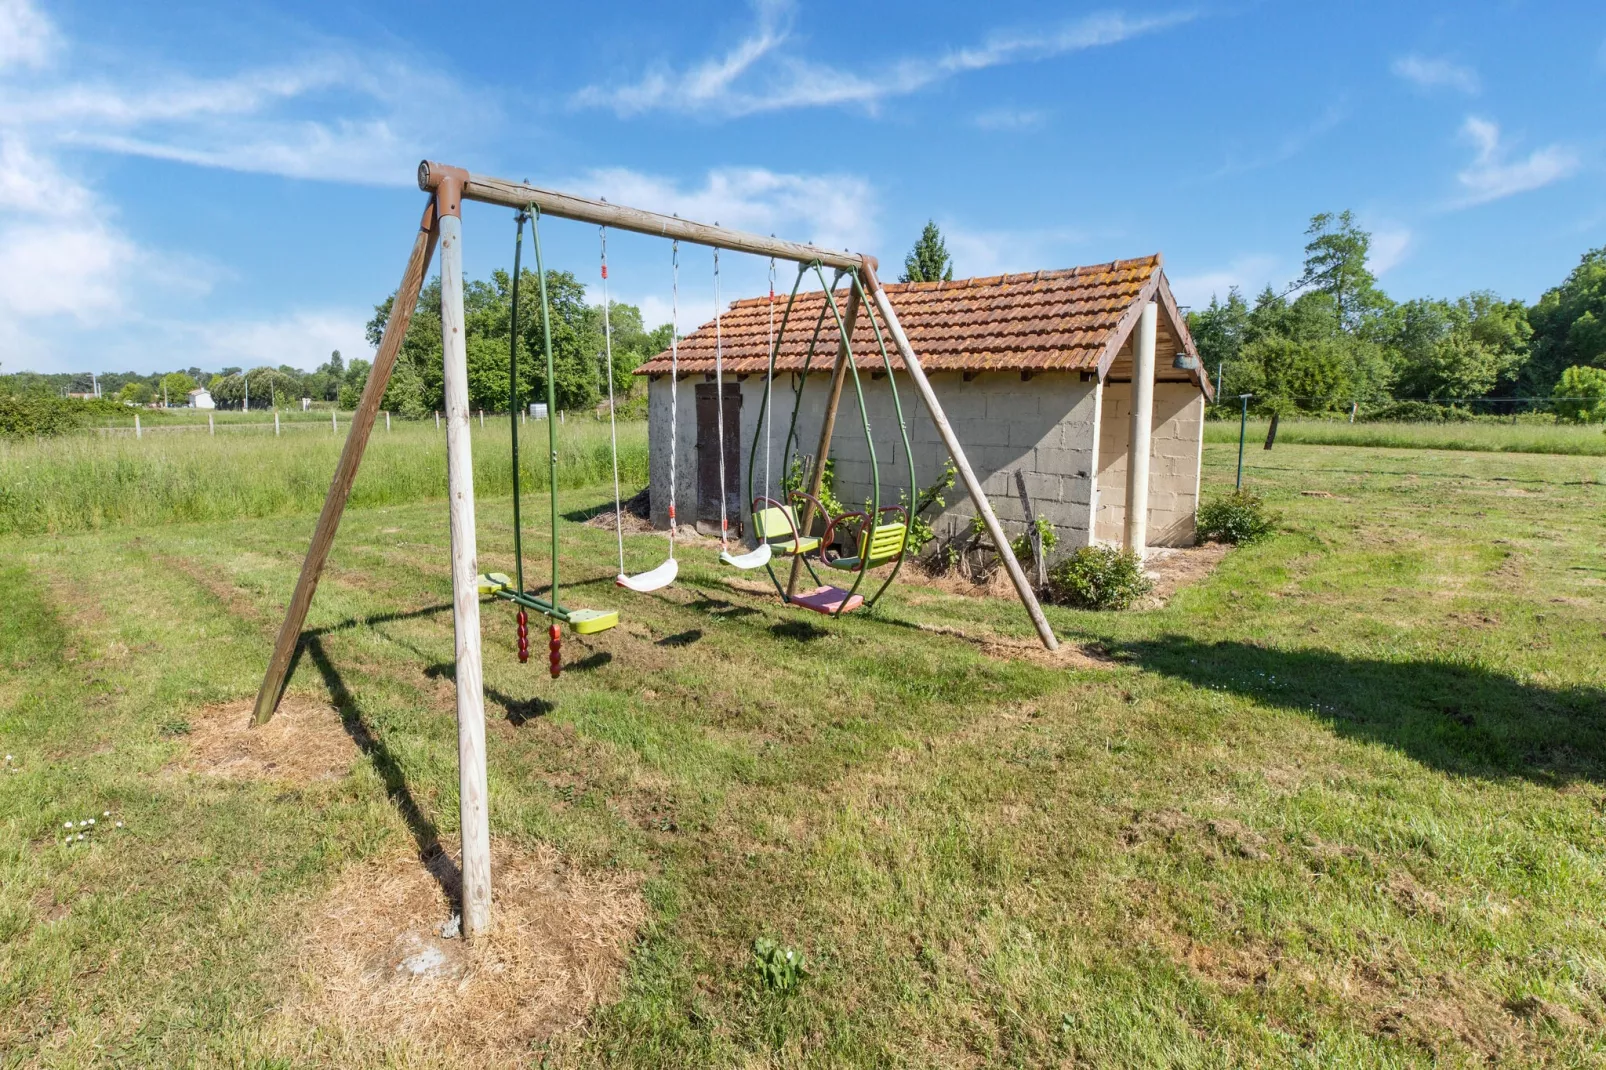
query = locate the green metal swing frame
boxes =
[482,207,617,636]
[744,262,918,616]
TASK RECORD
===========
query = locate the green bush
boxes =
[1,394,89,439]
[1553,365,1606,423]
[1366,400,1474,423]
[1197,490,1278,544]
[1046,545,1152,610]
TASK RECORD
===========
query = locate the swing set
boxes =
[250,161,1058,940]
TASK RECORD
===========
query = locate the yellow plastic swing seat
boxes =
[826,522,908,572]
[566,608,619,634]
[753,505,821,556]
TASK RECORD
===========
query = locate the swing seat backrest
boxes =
[823,506,909,571]
[752,499,821,556]
[858,521,908,569]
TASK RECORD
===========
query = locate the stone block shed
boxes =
[633,254,1214,560]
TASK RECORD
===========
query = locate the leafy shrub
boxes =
[1046,545,1152,610]
[1010,516,1059,562]
[1,394,88,439]
[752,937,809,994]
[1197,490,1279,544]
[1553,365,1606,424]
[1366,400,1474,423]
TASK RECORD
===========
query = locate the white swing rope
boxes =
[764,256,775,508]
[713,247,729,551]
[668,239,679,556]
[599,225,625,579]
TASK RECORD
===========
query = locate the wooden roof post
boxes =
[1124,301,1157,559]
[861,264,1060,652]
[430,167,494,941]
[785,282,861,598]
[253,197,439,726]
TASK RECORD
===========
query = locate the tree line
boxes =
[1188,212,1606,421]
[0,272,668,416]
[366,268,668,419]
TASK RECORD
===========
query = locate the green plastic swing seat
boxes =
[826,521,908,572]
[753,505,821,556]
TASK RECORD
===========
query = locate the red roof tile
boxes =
[633,255,1173,377]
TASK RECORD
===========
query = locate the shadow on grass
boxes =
[770,619,830,642]
[425,661,554,726]
[687,594,760,619]
[656,629,703,648]
[1121,635,1606,786]
[302,636,461,905]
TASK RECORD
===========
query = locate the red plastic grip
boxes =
[516,610,529,664]
[548,624,562,680]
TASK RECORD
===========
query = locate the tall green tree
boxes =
[1526,246,1606,393]
[1295,210,1391,330]
[160,371,198,405]
[900,221,954,283]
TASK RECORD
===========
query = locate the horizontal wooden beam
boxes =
[419,161,867,272]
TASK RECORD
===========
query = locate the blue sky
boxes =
[2,0,1602,376]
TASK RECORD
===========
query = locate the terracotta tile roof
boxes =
[633,255,1173,377]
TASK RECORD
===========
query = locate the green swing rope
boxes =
[508,212,528,596]
[528,205,561,612]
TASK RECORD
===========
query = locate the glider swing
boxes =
[740,262,918,616]
[478,206,618,678]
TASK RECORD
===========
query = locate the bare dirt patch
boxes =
[1140,542,1234,606]
[283,841,645,1065]
[585,487,714,546]
[177,697,356,783]
[906,622,1116,669]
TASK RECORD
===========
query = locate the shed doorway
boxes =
[694,381,743,537]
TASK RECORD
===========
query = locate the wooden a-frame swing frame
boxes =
[251,160,1060,940]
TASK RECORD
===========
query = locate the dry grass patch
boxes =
[178,697,356,783]
[282,840,645,1065]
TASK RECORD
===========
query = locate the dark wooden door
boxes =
[695,382,743,536]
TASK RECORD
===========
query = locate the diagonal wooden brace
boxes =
[253,197,441,724]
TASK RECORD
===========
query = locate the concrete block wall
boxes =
[1093,381,1204,547]
[649,369,1104,556]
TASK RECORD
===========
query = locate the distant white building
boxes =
[188,388,215,409]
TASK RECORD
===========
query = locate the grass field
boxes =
[1,431,1604,1066]
[0,419,646,536]
[1204,417,1606,456]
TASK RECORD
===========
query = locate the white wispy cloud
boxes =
[577,165,879,254]
[0,0,475,373]
[1167,255,1280,308]
[939,223,1089,278]
[1392,54,1479,95]
[971,107,1049,132]
[1203,103,1346,180]
[1454,116,1579,207]
[1367,227,1413,275]
[0,0,53,71]
[574,3,1196,118]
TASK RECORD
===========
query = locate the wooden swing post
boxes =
[860,264,1059,652]
[253,198,440,725]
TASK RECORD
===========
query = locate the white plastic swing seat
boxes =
[616,557,678,593]
[719,543,773,571]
